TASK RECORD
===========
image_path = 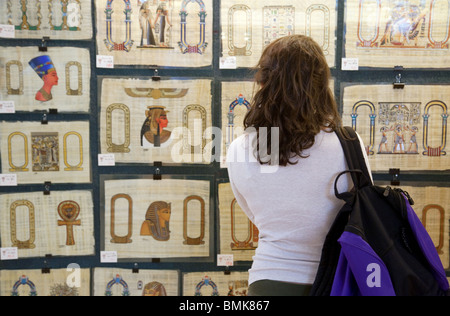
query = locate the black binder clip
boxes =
[39,37,50,52]
[389,168,400,186]
[132,263,139,274]
[393,66,405,89]
[42,260,51,274]
[153,162,162,180]
[224,266,231,275]
[44,181,51,195]
[152,69,161,81]
[41,113,48,125]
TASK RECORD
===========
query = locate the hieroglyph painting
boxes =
[0,121,91,184]
[183,272,249,296]
[221,0,337,68]
[220,81,254,168]
[0,0,93,40]
[103,178,210,259]
[0,47,90,113]
[342,84,449,171]
[95,0,213,67]
[345,0,450,68]
[0,269,90,296]
[218,183,258,262]
[100,78,212,164]
[93,268,179,296]
[0,191,94,258]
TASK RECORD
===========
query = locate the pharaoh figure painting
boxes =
[220,0,337,68]
[0,47,90,113]
[103,178,210,259]
[95,0,213,67]
[0,0,93,40]
[345,0,450,68]
[342,84,449,171]
[99,78,212,164]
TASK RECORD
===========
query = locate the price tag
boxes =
[0,24,15,38]
[100,251,118,263]
[1,247,18,260]
[0,101,15,114]
[98,154,115,166]
[217,254,234,267]
[219,57,237,69]
[0,174,17,186]
[342,58,359,71]
[96,55,114,69]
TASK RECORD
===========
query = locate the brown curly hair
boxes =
[244,35,341,166]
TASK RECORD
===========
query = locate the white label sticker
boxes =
[342,58,359,71]
[96,55,114,69]
[0,24,15,38]
[0,174,17,186]
[1,247,18,260]
[219,57,237,69]
[100,251,118,263]
[98,154,116,166]
[0,101,15,114]
[217,254,234,267]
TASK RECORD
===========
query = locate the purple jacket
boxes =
[330,195,449,296]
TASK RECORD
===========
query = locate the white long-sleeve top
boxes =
[227,129,372,285]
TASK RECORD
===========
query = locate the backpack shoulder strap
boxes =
[335,126,372,189]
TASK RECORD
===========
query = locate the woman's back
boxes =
[227,129,354,285]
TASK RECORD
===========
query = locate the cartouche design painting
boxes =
[342,84,449,171]
[345,0,450,68]
[93,268,179,296]
[0,47,90,113]
[0,191,94,258]
[96,0,213,67]
[100,78,212,164]
[0,0,93,40]
[221,0,337,68]
[0,121,91,184]
[0,269,91,297]
[103,178,210,259]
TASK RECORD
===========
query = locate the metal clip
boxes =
[39,37,50,52]
[152,69,161,81]
[393,66,405,89]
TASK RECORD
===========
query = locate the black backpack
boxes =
[310,127,449,296]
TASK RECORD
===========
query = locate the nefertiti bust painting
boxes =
[140,201,172,241]
[141,106,172,148]
[28,55,59,102]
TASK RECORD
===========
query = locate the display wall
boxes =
[0,0,449,296]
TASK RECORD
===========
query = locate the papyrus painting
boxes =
[345,0,450,68]
[0,0,93,40]
[100,78,212,164]
[342,84,449,171]
[93,268,179,296]
[218,183,258,262]
[0,268,90,296]
[0,191,94,258]
[95,0,213,67]
[220,81,254,168]
[221,0,337,68]
[0,47,90,113]
[0,121,91,184]
[183,271,249,296]
[103,178,210,259]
